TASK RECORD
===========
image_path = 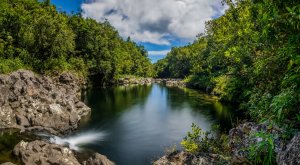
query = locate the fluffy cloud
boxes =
[81,0,226,45]
[148,50,171,56]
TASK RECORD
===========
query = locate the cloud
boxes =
[81,0,226,45]
[148,50,171,56]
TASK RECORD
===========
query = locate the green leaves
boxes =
[0,0,154,81]
[249,132,276,165]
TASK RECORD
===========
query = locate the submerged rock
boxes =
[0,70,90,134]
[154,151,230,165]
[277,133,300,165]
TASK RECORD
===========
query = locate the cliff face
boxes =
[0,70,90,135]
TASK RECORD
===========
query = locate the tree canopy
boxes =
[0,0,154,84]
[155,0,300,126]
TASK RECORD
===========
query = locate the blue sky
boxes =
[51,0,225,63]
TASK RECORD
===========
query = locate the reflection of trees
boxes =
[83,85,152,124]
[165,87,236,131]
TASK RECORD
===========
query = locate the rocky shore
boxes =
[0,70,114,165]
[154,122,300,165]
[116,77,186,87]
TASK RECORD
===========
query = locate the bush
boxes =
[248,132,276,165]
[0,58,26,74]
[181,123,230,155]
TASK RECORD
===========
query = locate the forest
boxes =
[0,0,154,84]
[155,0,299,129]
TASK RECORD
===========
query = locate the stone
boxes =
[13,140,81,165]
[82,153,115,165]
[0,70,91,134]
[0,163,16,165]
[277,133,300,165]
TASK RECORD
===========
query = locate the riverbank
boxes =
[0,70,114,165]
[116,77,186,87]
[154,122,300,165]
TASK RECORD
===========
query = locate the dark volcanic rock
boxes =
[82,153,115,165]
[0,70,90,134]
[277,133,300,165]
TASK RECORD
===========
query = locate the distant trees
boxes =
[0,0,154,83]
[155,0,300,126]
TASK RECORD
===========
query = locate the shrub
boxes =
[0,58,25,74]
[248,132,276,165]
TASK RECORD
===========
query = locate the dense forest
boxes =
[0,0,154,84]
[155,0,299,128]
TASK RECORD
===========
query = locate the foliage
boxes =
[155,0,300,127]
[0,0,154,83]
[0,58,26,74]
[181,123,230,155]
[248,132,276,165]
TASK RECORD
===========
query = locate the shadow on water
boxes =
[78,83,238,165]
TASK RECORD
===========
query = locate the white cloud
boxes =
[81,0,226,45]
[148,50,171,56]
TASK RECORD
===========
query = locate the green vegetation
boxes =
[155,0,300,128]
[249,132,276,165]
[181,123,230,155]
[158,1,299,164]
[0,0,154,84]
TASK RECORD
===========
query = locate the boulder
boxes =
[0,70,91,134]
[277,133,300,165]
[14,140,81,165]
[82,153,115,165]
[13,140,115,165]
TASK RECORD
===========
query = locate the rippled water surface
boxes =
[76,84,236,165]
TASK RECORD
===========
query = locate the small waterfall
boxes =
[38,131,107,151]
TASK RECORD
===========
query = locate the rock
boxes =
[116,77,154,86]
[277,133,300,165]
[154,151,230,165]
[15,114,30,127]
[154,79,186,87]
[59,72,75,84]
[82,153,115,165]
[0,70,91,134]
[0,163,16,165]
[14,140,81,165]
[13,140,115,165]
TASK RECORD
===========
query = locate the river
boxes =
[77,83,236,165]
[0,83,236,165]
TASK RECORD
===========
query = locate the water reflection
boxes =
[80,84,236,165]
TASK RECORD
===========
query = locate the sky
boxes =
[51,0,226,63]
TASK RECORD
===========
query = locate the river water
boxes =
[0,83,236,165]
[76,83,236,165]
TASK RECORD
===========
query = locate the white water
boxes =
[45,131,106,151]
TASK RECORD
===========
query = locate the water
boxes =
[76,84,236,165]
[0,84,236,165]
